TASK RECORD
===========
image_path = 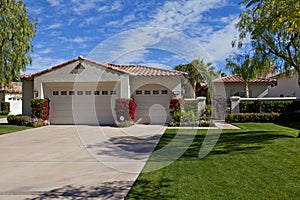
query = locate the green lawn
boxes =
[126,123,300,200]
[0,115,8,118]
[0,125,31,135]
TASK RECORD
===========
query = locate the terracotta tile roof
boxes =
[21,56,186,79]
[213,75,277,83]
[0,82,22,94]
[107,63,186,77]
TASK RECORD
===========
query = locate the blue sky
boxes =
[24,0,243,74]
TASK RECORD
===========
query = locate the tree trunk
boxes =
[245,81,250,98]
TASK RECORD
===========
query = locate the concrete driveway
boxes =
[0,125,165,200]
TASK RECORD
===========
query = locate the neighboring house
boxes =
[21,56,185,125]
[213,75,277,99]
[0,82,22,115]
[267,74,300,97]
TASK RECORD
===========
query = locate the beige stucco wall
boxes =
[267,76,300,97]
[130,76,182,98]
[22,79,34,116]
[34,60,130,99]
[214,82,269,99]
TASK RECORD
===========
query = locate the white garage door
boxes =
[133,84,173,124]
[49,82,119,125]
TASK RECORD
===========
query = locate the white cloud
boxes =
[46,0,61,7]
[38,48,53,54]
[58,36,93,43]
[45,23,62,30]
[25,54,66,74]
[201,18,239,62]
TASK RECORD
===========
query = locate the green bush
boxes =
[7,115,31,126]
[239,100,294,113]
[171,111,182,122]
[260,101,293,113]
[240,101,259,113]
[226,113,280,123]
[0,102,10,114]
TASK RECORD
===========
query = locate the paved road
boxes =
[0,125,165,200]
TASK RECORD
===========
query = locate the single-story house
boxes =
[0,82,22,115]
[213,75,277,99]
[21,56,186,125]
[267,74,300,97]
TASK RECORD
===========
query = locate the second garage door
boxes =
[133,84,173,124]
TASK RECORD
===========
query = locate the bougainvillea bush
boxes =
[31,99,49,121]
[115,98,136,122]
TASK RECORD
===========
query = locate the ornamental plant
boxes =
[115,98,136,122]
[169,98,182,124]
[31,99,49,120]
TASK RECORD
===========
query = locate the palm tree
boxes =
[174,59,221,98]
[225,54,257,98]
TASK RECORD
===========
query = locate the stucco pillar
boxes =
[196,97,206,115]
[230,96,240,114]
[120,75,130,99]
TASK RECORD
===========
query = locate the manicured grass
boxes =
[0,115,8,118]
[0,125,31,135]
[126,123,300,200]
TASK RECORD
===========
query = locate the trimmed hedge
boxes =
[239,100,293,113]
[7,115,31,126]
[0,102,10,115]
[226,113,280,123]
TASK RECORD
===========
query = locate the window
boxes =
[145,90,151,95]
[85,91,92,95]
[136,90,142,95]
[61,91,67,95]
[102,91,108,95]
[110,91,117,95]
[94,91,100,95]
[77,91,83,95]
[153,90,159,95]
[53,91,59,95]
[161,90,168,95]
[69,91,75,95]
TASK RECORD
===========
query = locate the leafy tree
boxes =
[174,59,221,98]
[226,54,257,98]
[234,0,300,75]
[0,0,37,86]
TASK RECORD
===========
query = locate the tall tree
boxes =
[0,0,37,86]
[226,54,257,98]
[174,59,221,98]
[234,0,299,75]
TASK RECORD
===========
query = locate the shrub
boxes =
[171,111,182,122]
[259,101,293,113]
[199,120,215,127]
[31,99,49,120]
[239,100,293,113]
[27,118,47,128]
[226,113,280,123]
[240,101,259,113]
[7,115,31,126]
[170,98,182,123]
[0,102,10,114]
[115,98,136,122]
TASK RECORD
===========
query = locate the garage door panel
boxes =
[48,83,119,125]
[133,85,173,124]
